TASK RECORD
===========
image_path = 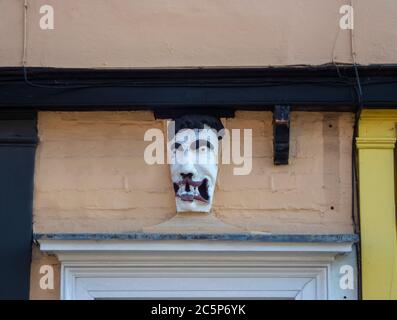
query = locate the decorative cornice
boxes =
[360,110,397,122]
[38,239,356,263]
[356,137,396,149]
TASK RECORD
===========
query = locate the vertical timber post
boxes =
[0,111,37,299]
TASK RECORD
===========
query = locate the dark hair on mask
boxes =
[169,114,225,140]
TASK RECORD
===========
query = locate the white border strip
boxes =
[39,239,354,254]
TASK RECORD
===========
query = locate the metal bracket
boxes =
[273,105,290,165]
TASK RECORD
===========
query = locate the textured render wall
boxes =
[1,0,397,67]
[29,245,60,300]
[216,112,354,233]
[33,111,355,234]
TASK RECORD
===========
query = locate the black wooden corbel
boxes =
[273,105,290,165]
[154,108,235,119]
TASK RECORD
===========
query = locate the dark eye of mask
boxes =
[193,140,213,150]
[173,142,182,151]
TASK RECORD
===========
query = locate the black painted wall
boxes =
[0,111,37,299]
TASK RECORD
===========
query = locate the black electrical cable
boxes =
[351,62,364,300]
[20,65,371,90]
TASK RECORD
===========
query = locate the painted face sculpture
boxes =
[168,115,224,213]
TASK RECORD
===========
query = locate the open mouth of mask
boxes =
[173,175,209,203]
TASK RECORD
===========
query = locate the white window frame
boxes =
[39,240,354,300]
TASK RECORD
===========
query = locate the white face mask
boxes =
[169,127,219,213]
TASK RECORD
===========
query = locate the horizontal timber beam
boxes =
[0,65,397,112]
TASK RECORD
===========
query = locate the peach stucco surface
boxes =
[1,0,397,68]
[33,111,355,234]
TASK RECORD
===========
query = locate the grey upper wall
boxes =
[1,0,396,68]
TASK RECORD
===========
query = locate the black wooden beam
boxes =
[273,105,290,165]
[0,110,37,299]
[0,65,397,111]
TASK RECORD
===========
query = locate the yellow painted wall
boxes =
[357,110,397,299]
